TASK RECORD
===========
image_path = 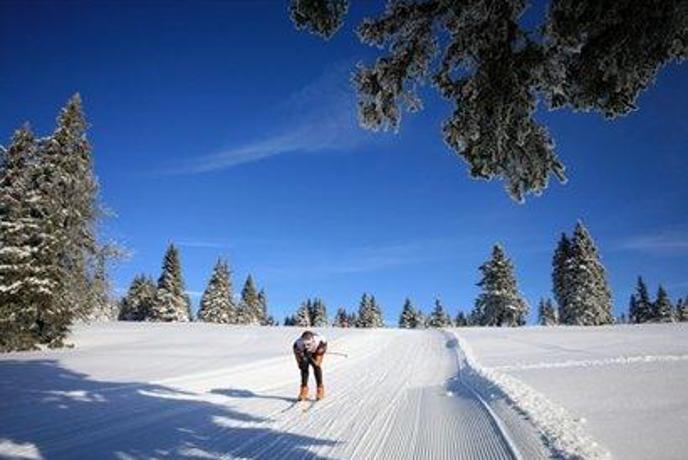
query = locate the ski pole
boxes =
[329,351,349,358]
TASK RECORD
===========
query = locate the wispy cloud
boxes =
[263,238,464,279]
[616,230,688,255]
[163,62,375,174]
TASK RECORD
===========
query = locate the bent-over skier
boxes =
[293,330,327,401]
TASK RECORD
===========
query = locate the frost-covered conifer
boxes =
[0,126,51,351]
[356,293,383,328]
[629,277,653,323]
[119,275,156,321]
[653,285,674,323]
[475,245,528,326]
[398,298,417,329]
[41,94,100,326]
[676,298,688,323]
[197,259,235,324]
[454,311,468,327]
[308,298,328,327]
[150,244,190,322]
[295,301,312,327]
[552,234,573,323]
[237,275,263,325]
[428,298,452,328]
[537,298,558,326]
[333,307,350,327]
[257,289,270,325]
[554,222,612,326]
[292,1,687,201]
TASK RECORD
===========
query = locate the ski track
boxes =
[0,324,551,460]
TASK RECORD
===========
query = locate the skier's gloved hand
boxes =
[313,353,324,367]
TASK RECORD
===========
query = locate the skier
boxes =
[293,330,327,401]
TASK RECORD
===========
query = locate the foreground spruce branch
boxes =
[289,0,688,201]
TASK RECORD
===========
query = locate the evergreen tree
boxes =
[86,244,122,322]
[555,222,613,325]
[369,295,384,327]
[454,311,468,327]
[415,309,427,329]
[283,315,295,326]
[41,94,100,326]
[237,275,262,325]
[197,259,235,324]
[676,298,688,322]
[0,126,50,351]
[653,285,674,323]
[308,298,328,327]
[333,307,350,327]
[347,311,358,327]
[295,301,312,327]
[629,277,653,323]
[475,245,529,326]
[1,96,110,349]
[398,298,417,329]
[428,298,452,328]
[356,293,383,328]
[150,244,190,322]
[552,233,573,324]
[257,289,270,325]
[118,275,156,321]
[537,298,558,326]
[292,1,686,201]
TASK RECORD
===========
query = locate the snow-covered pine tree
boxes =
[653,285,674,323]
[118,275,156,321]
[150,244,189,322]
[0,126,53,351]
[40,94,100,326]
[454,311,468,327]
[237,275,262,325]
[552,233,574,324]
[333,307,350,327]
[295,301,312,327]
[257,289,270,325]
[356,293,382,328]
[557,222,613,326]
[537,298,558,326]
[468,301,485,326]
[428,298,452,328]
[475,245,529,327]
[398,298,417,328]
[283,315,295,326]
[308,298,328,327]
[370,295,384,327]
[414,309,427,329]
[197,259,235,324]
[629,276,653,323]
[676,298,688,322]
[347,311,357,327]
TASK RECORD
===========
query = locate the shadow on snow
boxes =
[0,359,337,459]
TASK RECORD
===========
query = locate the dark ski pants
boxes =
[299,358,323,387]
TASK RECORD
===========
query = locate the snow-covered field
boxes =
[1,322,686,459]
[456,323,688,460]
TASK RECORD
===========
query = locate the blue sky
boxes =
[1,1,687,324]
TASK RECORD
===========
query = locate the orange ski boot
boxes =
[316,385,325,401]
[297,385,308,401]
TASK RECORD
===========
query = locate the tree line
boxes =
[119,244,276,326]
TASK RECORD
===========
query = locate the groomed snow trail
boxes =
[0,323,550,460]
